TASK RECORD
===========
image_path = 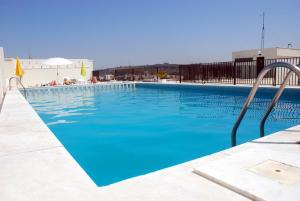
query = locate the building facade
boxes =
[0,47,93,87]
[0,47,5,101]
[232,47,300,60]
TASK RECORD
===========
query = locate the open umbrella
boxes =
[43,57,72,83]
[15,57,23,78]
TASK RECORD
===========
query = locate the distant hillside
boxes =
[93,63,179,75]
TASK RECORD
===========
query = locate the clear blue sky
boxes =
[1,0,299,69]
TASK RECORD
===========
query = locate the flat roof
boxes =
[233,47,300,53]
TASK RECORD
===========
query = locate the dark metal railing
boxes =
[93,57,300,86]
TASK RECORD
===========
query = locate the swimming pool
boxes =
[26,83,300,186]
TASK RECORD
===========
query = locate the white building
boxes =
[0,47,93,88]
[232,47,300,60]
[0,47,5,101]
[232,47,300,85]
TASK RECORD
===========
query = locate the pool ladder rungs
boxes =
[231,62,300,146]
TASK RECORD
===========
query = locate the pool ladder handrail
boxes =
[231,62,300,147]
[9,77,27,99]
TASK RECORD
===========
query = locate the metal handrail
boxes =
[231,62,300,146]
[259,71,293,137]
[9,77,27,99]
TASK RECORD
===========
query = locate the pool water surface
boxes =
[26,84,300,186]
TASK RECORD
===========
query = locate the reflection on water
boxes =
[47,119,77,126]
[27,85,136,125]
[27,88,96,124]
[176,86,300,124]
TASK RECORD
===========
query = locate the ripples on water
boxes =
[27,84,300,186]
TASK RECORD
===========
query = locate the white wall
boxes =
[277,48,300,58]
[232,48,277,60]
[3,58,93,87]
[0,47,5,101]
[232,48,300,85]
[232,47,300,60]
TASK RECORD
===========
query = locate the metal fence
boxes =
[93,57,300,86]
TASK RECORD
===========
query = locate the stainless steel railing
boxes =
[9,77,27,99]
[231,62,300,146]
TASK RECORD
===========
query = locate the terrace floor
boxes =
[0,88,299,201]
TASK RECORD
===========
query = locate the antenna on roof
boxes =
[260,12,265,51]
[28,49,32,64]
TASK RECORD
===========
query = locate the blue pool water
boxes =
[26,84,300,186]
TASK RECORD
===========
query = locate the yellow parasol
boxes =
[80,61,86,77]
[15,57,23,77]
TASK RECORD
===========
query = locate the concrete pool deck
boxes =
[0,89,300,201]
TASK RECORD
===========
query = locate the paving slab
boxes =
[98,162,249,201]
[0,147,99,201]
[0,90,61,156]
[194,126,300,201]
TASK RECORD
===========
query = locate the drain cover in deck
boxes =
[248,160,300,185]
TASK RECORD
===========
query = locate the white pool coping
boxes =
[1,88,300,201]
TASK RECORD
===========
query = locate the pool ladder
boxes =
[9,77,27,99]
[231,62,300,146]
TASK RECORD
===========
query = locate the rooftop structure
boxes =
[232,47,300,60]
